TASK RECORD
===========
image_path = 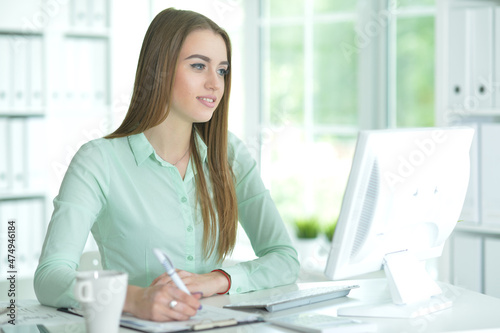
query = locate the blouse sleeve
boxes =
[221,133,300,293]
[34,141,109,308]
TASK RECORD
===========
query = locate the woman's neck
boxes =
[144,120,192,166]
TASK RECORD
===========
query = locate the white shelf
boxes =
[0,190,46,201]
[437,0,500,297]
[455,223,500,236]
[64,28,110,38]
[0,28,43,35]
[0,0,113,285]
[0,28,109,38]
[0,110,45,117]
[444,108,500,117]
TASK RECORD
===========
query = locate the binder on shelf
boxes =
[0,198,46,278]
[484,238,500,298]
[92,39,108,107]
[29,35,44,110]
[459,123,479,223]
[12,34,29,110]
[0,118,9,190]
[64,38,78,106]
[0,34,13,109]
[71,0,90,28]
[13,198,39,278]
[90,0,108,29]
[495,7,500,108]
[31,198,46,265]
[9,117,28,190]
[448,8,468,110]
[471,7,493,110]
[78,38,93,107]
[0,0,41,31]
[480,123,500,226]
[27,198,44,278]
[26,117,46,191]
[451,233,482,293]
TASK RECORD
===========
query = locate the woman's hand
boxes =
[151,270,229,297]
[124,284,202,322]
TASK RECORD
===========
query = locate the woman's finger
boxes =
[151,273,171,286]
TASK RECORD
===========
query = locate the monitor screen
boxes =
[324,127,474,317]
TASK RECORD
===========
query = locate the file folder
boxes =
[495,7,500,108]
[9,117,27,190]
[448,8,468,109]
[76,38,92,107]
[29,35,44,109]
[485,238,500,297]
[31,198,45,265]
[471,7,493,109]
[452,233,482,292]
[71,0,90,27]
[91,0,108,28]
[12,35,29,110]
[0,118,8,189]
[64,38,78,106]
[26,117,46,190]
[480,123,500,226]
[0,35,12,109]
[91,38,107,107]
[459,123,479,223]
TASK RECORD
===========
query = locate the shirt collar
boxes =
[127,132,208,167]
[128,133,154,166]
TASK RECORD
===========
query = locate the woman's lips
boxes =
[197,96,217,108]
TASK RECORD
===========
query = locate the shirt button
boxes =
[187,226,193,232]
[236,287,242,293]
[187,255,194,261]
[181,197,188,203]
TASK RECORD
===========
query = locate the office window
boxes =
[260,0,435,227]
[394,2,435,127]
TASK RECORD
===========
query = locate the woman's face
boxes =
[169,29,229,124]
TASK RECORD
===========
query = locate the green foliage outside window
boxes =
[396,17,435,127]
[262,0,436,233]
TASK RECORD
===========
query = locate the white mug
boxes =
[74,270,128,333]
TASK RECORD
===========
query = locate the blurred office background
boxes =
[0,0,499,299]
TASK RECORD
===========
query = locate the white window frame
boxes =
[242,0,436,215]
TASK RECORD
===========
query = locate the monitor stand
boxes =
[337,251,453,318]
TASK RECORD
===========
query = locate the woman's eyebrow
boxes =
[185,54,229,66]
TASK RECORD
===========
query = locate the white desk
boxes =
[198,278,500,333]
[3,278,500,332]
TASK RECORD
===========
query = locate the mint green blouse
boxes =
[34,132,299,308]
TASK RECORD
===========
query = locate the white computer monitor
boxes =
[324,127,474,318]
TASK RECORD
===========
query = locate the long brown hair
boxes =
[106,8,238,263]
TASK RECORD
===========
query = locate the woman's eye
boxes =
[217,68,229,76]
[191,63,205,70]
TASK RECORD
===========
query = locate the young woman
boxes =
[34,8,299,322]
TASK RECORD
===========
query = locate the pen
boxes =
[153,248,191,295]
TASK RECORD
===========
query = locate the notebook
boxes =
[122,305,261,332]
[59,305,262,333]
